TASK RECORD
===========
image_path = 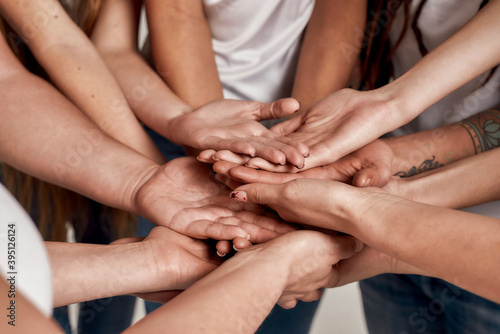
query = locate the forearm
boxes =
[0,0,163,163]
[127,249,288,334]
[48,241,155,307]
[145,0,223,108]
[385,109,500,176]
[99,49,191,140]
[349,190,500,303]
[0,69,158,214]
[394,148,500,209]
[378,0,500,125]
[292,0,366,110]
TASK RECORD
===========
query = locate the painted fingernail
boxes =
[216,251,226,257]
[230,191,247,201]
[362,178,372,187]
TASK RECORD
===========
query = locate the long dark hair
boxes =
[359,0,494,90]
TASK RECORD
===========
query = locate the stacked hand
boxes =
[133,157,295,246]
[166,98,309,167]
[199,89,401,173]
[201,139,395,188]
[236,230,363,309]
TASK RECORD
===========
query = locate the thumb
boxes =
[230,183,281,206]
[270,115,303,136]
[352,165,392,188]
[256,98,301,121]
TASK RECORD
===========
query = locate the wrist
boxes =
[128,163,162,216]
[375,80,421,127]
[163,106,195,146]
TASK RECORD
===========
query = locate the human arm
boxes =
[230,179,500,303]
[94,0,308,166]
[291,0,366,110]
[247,0,500,171]
[0,0,164,163]
[0,37,293,242]
[205,109,500,189]
[145,0,222,108]
[125,230,362,333]
[48,227,221,307]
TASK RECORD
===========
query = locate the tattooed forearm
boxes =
[395,156,443,178]
[460,110,500,154]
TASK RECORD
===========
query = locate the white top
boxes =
[0,184,53,316]
[203,0,315,102]
[389,0,500,217]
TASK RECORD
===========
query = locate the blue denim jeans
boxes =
[138,127,321,334]
[360,274,500,334]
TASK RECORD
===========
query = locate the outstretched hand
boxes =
[201,139,394,188]
[133,157,295,243]
[236,89,401,172]
[166,98,309,167]
[228,178,387,235]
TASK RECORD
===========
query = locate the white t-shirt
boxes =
[0,184,53,317]
[389,0,500,217]
[203,0,315,103]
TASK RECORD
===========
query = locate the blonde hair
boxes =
[1,0,136,241]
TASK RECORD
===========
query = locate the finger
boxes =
[203,137,257,157]
[232,237,252,251]
[213,150,251,164]
[352,165,393,188]
[249,137,306,167]
[328,235,364,262]
[256,98,301,120]
[277,297,298,309]
[197,149,218,163]
[183,219,251,241]
[235,211,296,235]
[245,157,301,173]
[230,183,282,206]
[213,161,245,179]
[229,166,300,184]
[219,216,281,244]
[270,115,303,136]
[274,136,310,158]
[214,172,243,190]
[216,240,232,257]
[299,289,323,303]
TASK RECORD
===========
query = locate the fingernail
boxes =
[244,164,259,170]
[293,163,305,170]
[211,156,220,162]
[304,153,310,158]
[362,178,372,187]
[233,245,242,252]
[216,251,226,257]
[354,239,364,252]
[230,191,247,201]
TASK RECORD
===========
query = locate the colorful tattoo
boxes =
[460,111,500,154]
